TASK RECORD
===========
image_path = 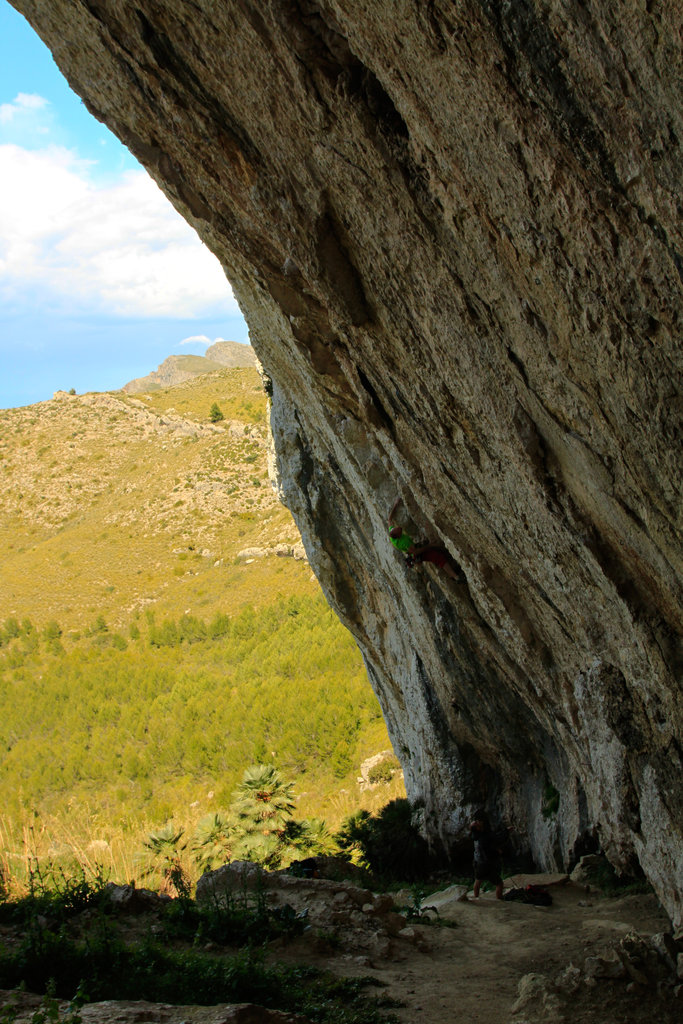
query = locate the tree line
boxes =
[0,595,384,827]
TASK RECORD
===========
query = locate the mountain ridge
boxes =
[121,340,256,393]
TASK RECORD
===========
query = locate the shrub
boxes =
[0,862,109,926]
[209,402,224,423]
[336,799,431,882]
[0,930,396,1021]
[367,756,400,785]
[141,824,190,898]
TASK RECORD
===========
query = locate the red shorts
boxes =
[418,548,447,568]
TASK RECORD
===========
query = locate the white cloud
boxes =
[0,93,54,145]
[179,335,214,346]
[0,92,48,124]
[0,143,239,318]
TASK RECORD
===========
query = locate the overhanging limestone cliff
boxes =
[12,1,682,921]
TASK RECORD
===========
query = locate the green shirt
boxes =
[389,527,413,552]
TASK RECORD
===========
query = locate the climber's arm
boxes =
[388,496,402,525]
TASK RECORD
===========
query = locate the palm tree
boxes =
[297,817,338,856]
[222,765,337,870]
[228,764,298,869]
[230,827,282,868]
[231,764,296,830]
[191,812,234,873]
[141,822,190,896]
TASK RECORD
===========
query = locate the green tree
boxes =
[43,620,62,641]
[3,617,20,641]
[209,402,224,423]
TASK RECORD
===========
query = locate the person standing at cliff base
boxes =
[470,812,504,900]
[388,496,463,581]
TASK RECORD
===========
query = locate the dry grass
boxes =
[0,770,406,895]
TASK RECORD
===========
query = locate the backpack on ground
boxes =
[503,884,553,906]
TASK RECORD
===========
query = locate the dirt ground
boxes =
[340,881,679,1023]
[1,872,681,1024]
[268,873,681,1024]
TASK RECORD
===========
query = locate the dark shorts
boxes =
[418,547,447,568]
[474,862,502,885]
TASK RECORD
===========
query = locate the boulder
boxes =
[505,873,570,890]
[104,883,170,912]
[583,953,627,980]
[649,931,679,973]
[196,861,264,900]
[421,884,470,913]
[511,973,562,1022]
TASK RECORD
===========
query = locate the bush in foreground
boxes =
[0,871,398,1024]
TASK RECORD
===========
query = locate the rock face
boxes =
[12,2,681,921]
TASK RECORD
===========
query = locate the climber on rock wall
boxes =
[388,496,463,581]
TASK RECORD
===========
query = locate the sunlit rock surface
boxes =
[13,1,681,921]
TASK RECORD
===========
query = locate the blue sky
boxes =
[0,2,249,409]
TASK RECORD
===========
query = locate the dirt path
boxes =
[274,876,679,1023]
[368,884,672,1022]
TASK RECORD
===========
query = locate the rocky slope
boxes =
[11,2,682,922]
[122,341,256,391]
[205,340,257,367]
[1,865,681,1024]
[0,367,301,631]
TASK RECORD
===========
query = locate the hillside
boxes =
[0,367,301,631]
[0,368,402,862]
